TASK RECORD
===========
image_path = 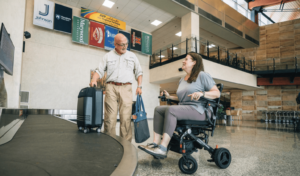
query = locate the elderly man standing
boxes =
[90,33,143,141]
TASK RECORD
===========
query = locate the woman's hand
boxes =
[160,90,170,98]
[188,92,203,101]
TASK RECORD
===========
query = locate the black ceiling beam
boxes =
[260,12,276,23]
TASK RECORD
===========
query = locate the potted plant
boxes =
[217,105,226,119]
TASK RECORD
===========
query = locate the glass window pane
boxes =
[237,5,247,17]
[259,20,266,26]
[261,14,269,24]
[237,0,247,9]
[223,0,236,9]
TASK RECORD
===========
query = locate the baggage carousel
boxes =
[0,109,138,176]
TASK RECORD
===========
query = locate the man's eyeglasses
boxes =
[116,43,128,47]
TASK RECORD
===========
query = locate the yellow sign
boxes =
[81,8,126,30]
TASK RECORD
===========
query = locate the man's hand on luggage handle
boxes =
[89,80,97,87]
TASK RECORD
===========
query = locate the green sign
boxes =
[72,16,89,45]
[142,32,152,55]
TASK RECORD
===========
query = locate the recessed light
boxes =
[176,32,181,36]
[103,0,115,8]
[158,55,165,58]
[208,44,215,48]
[170,47,178,50]
[151,20,162,26]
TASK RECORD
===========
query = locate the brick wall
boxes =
[228,19,300,121]
[230,86,299,120]
[230,18,300,70]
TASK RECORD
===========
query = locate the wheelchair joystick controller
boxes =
[158,92,167,102]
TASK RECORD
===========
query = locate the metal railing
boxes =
[149,37,253,73]
[150,37,299,76]
[253,57,300,73]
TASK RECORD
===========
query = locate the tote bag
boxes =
[133,95,150,143]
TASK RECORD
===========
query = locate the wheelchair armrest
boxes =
[167,99,179,104]
[158,95,179,104]
[198,97,221,108]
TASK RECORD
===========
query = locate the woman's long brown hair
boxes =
[187,52,204,83]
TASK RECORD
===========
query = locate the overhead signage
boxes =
[72,16,89,45]
[54,4,73,34]
[131,29,142,52]
[119,31,130,51]
[33,0,54,29]
[89,21,105,48]
[81,7,126,30]
[54,4,72,34]
[104,26,118,50]
[142,32,152,55]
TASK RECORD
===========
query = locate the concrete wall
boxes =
[0,0,26,108]
[21,0,160,117]
[150,58,259,90]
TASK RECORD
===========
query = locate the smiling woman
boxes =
[138,52,220,160]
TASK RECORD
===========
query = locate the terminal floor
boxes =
[126,120,300,176]
[0,115,123,176]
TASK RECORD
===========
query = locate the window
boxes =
[237,5,247,17]
[223,0,236,9]
[258,13,272,26]
[223,0,251,20]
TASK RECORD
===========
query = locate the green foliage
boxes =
[217,105,225,117]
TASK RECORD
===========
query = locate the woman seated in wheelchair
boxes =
[138,52,220,158]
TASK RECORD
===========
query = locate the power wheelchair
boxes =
[159,83,231,174]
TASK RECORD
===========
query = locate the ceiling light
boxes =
[208,44,215,48]
[176,32,181,37]
[103,0,115,8]
[170,47,178,50]
[151,20,162,26]
[158,55,165,58]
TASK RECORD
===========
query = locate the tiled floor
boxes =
[116,120,300,176]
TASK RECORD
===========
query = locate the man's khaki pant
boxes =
[104,83,132,141]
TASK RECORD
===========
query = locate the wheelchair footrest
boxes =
[207,159,214,162]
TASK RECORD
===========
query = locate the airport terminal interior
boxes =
[1,0,300,175]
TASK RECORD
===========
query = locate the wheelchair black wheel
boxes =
[214,148,231,169]
[178,156,198,174]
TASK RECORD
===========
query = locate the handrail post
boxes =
[172,44,174,59]
[186,38,188,54]
[227,50,229,65]
[244,57,245,70]
[273,58,275,73]
[251,60,253,72]
[295,57,297,72]
[160,50,162,65]
[236,54,238,67]
[195,37,197,53]
[207,41,209,58]
[218,46,220,63]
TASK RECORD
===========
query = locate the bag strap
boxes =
[135,95,140,112]
[139,95,145,112]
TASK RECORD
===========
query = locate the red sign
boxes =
[89,21,105,48]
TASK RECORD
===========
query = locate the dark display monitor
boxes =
[0,23,14,75]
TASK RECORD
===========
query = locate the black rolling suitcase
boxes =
[77,87,103,133]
